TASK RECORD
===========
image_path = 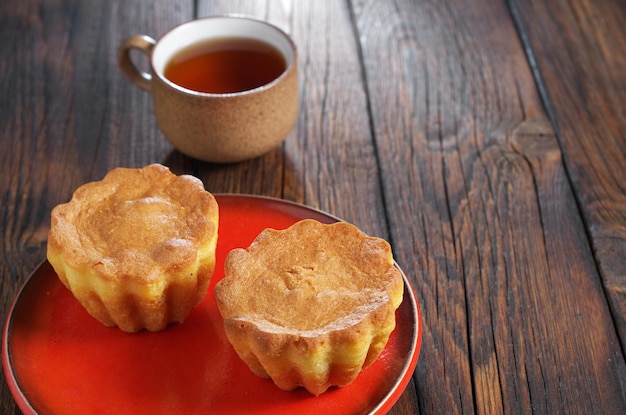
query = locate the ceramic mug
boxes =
[118,16,298,163]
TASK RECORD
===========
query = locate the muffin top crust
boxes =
[215,219,403,335]
[48,164,218,283]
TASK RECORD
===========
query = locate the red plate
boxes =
[3,195,421,415]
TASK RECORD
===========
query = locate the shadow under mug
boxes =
[118,16,298,163]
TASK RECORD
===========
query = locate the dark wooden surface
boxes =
[1,0,624,414]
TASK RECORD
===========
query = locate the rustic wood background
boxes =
[1,0,624,413]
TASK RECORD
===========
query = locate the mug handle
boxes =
[118,35,156,92]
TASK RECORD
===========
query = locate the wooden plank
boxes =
[509,0,626,347]
[0,1,192,413]
[196,2,411,413]
[197,0,388,237]
[351,0,626,413]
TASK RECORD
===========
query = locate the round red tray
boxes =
[3,195,421,415]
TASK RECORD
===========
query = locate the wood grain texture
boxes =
[1,0,624,414]
[509,0,626,346]
[351,0,626,413]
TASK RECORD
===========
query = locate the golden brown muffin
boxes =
[47,164,219,333]
[214,219,403,395]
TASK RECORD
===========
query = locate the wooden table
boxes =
[1,0,624,413]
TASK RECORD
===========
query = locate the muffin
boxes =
[214,219,403,395]
[47,164,219,333]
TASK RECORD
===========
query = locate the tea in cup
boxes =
[118,16,298,163]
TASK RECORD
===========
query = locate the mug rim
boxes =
[151,14,298,98]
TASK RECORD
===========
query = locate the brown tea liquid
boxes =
[164,37,287,94]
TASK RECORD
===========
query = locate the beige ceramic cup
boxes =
[118,16,298,163]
